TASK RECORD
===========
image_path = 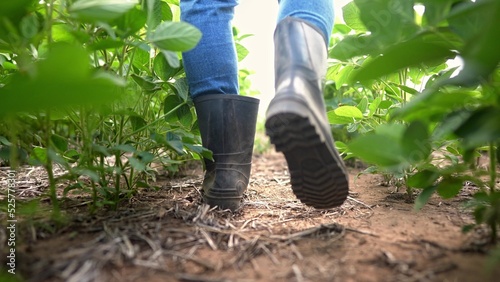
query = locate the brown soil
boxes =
[2,152,500,282]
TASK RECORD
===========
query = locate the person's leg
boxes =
[277,0,334,45]
[266,0,349,209]
[180,0,259,211]
[180,0,239,97]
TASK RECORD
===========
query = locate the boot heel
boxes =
[266,111,348,209]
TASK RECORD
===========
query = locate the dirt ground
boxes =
[3,151,500,282]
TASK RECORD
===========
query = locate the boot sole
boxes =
[265,99,349,209]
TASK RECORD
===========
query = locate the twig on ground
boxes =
[292,264,305,282]
[163,250,220,271]
[345,227,380,238]
[346,196,373,210]
[270,223,345,242]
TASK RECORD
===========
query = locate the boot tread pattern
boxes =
[266,113,349,209]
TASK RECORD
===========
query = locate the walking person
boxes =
[180,0,349,211]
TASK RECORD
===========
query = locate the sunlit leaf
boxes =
[70,0,137,23]
[144,0,162,30]
[352,39,455,82]
[147,21,201,52]
[342,2,367,32]
[113,6,147,37]
[236,43,249,62]
[354,0,418,45]
[0,44,122,115]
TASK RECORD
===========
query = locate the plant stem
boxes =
[490,142,497,193]
[44,0,56,45]
[114,152,122,209]
[44,112,61,220]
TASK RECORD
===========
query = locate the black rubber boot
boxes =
[265,17,349,209]
[194,94,259,211]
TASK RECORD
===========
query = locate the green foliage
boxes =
[329,0,500,241]
[0,0,218,216]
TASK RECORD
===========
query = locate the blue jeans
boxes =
[180,0,334,98]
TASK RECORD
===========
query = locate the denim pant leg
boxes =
[180,0,239,98]
[278,0,335,44]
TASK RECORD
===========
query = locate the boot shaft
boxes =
[274,17,328,90]
[194,94,259,211]
[194,94,259,160]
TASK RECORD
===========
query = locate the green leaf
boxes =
[342,2,367,32]
[165,132,184,154]
[368,97,382,117]
[333,23,352,35]
[172,77,189,101]
[335,65,355,89]
[31,147,48,164]
[236,42,249,62]
[348,133,404,167]
[130,115,147,131]
[392,88,480,122]
[374,123,406,141]
[51,134,69,152]
[402,121,431,164]
[113,6,147,37]
[144,0,162,30]
[20,13,40,39]
[177,104,192,128]
[147,21,201,52]
[420,0,454,27]
[327,111,354,125]
[161,1,173,22]
[88,38,124,50]
[131,74,159,91]
[352,38,455,82]
[433,110,471,140]
[357,97,368,114]
[378,100,392,110]
[454,106,500,149]
[153,51,180,80]
[70,0,136,23]
[330,34,378,61]
[162,50,180,68]
[137,151,154,163]
[389,83,418,95]
[414,185,437,211]
[72,168,100,182]
[407,169,440,188]
[327,105,364,124]
[436,177,463,199]
[164,94,183,122]
[0,44,123,115]
[185,144,212,160]
[110,144,136,153]
[335,106,364,119]
[131,45,151,72]
[448,0,500,85]
[353,0,418,45]
[128,152,154,171]
[0,136,12,146]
